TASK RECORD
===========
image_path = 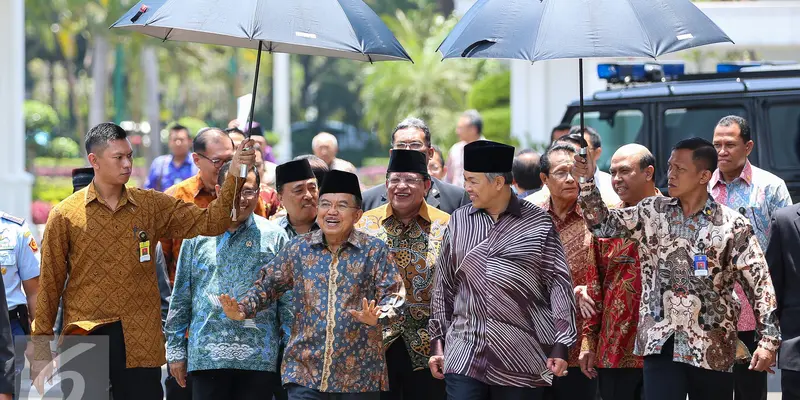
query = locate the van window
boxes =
[570,109,644,172]
[662,106,746,147]
[767,102,800,169]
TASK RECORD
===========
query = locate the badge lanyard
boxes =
[137,230,151,263]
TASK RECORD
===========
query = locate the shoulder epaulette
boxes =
[0,213,25,226]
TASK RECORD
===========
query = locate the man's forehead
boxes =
[320,193,353,201]
[669,149,694,162]
[290,178,316,188]
[389,171,423,179]
[548,150,574,166]
[100,139,133,154]
[394,127,425,141]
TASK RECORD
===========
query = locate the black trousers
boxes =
[643,337,733,400]
[783,369,800,400]
[61,321,163,400]
[190,369,279,400]
[444,373,543,400]
[544,366,598,400]
[381,339,446,400]
[733,331,767,400]
[598,368,643,400]
[286,384,380,400]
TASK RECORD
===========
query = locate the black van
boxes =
[560,64,800,201]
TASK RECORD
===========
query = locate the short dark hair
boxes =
[392,117,432,147]
[193,128,232,154]
[552,133,585,150]
[462,110,483,134]
[550,123,572,141]
[639,152,656,170]
[673,137,717,173]
[568,125,601,148]
[217,160,260,187]
[290,154,329,192]
[85,122,128,154]
[431,145,445,165]
[540,144,577,176]
[512,149,542,191]
[169,124,190,137]
[717,115,751,143]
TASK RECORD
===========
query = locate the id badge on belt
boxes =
[693,241,708,277]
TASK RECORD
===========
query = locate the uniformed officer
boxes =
[0,211,40,397]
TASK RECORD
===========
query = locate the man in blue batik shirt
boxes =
[165,161,290,400]
[145,124,198,191]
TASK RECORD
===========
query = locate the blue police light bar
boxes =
[597,62,685,83]
[717,61,798,73]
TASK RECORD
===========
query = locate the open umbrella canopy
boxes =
[437,0,732,61]
[111,0,412,62]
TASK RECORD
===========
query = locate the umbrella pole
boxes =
[578,58,588,183]
[246,41,264,138]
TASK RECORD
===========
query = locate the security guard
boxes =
[0,210,40,395]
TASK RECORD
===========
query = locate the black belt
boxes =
[9,305,30,334]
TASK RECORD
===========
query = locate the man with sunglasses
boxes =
[361,118,469,214]
[166,161,289,400]
[356,150,449,400]
[709,115,791,400]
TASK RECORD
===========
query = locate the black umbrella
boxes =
[438,0,732,166]
[111,0,412,145]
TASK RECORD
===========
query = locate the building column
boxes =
[272,53,292,162]
[0,0,34,221]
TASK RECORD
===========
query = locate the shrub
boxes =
[48,137,81,159]
[467,72,511,111]
[31,201,53,224]
[480,107,517,147]
[33,177,74,205]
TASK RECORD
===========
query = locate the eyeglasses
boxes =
[196,153,231,168]
[319,201,359,211]
[393,141,426,151]
[388,177,424,186]
[240,189,259,199]
[549,170,575,181]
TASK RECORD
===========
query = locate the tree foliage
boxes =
[361,7,503,148]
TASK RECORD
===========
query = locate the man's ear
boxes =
[192,153,200,165]
[540,172,548,187]
[700,170,713,185]
[644,165,655,182]
[424,179,432,193]
[88,153,98,168]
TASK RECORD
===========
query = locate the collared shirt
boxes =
[166,215,290,373]
[578,182,780,372]
[533,197,599,367]
[429,195,577,388]
[585,192,660,369]
[709,160,792,332]
[444,136,486,188]
[275,215,320,239]
[239,229,405,393]
[0,213,40,309]
[145,154,198,192]
[525,168,620,206]
[33,175,238,367]
[355,201,450,371]
[161,174,271,284]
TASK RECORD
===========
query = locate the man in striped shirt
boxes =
[428,140,577,400]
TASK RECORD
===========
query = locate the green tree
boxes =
[467,72,514,145]
[361,8,503,148]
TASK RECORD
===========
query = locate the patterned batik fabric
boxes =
[355,201,450,371]
[709,160,792,332]
[34,174,239,367]
[165,215,290,373]
[578,182,780,372]
[239,229,406,393]
[534,197,600,367]
[429,195,577,388]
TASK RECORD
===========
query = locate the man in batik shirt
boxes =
[572,137,779,400]
[709,115,791,400]
[219,170,406,400]
[429,140,575,400]
[356,150,449,400]
[577,144,660,400]
[273,159,321,239]
[532,144,599,400]
[166,162,290,399]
